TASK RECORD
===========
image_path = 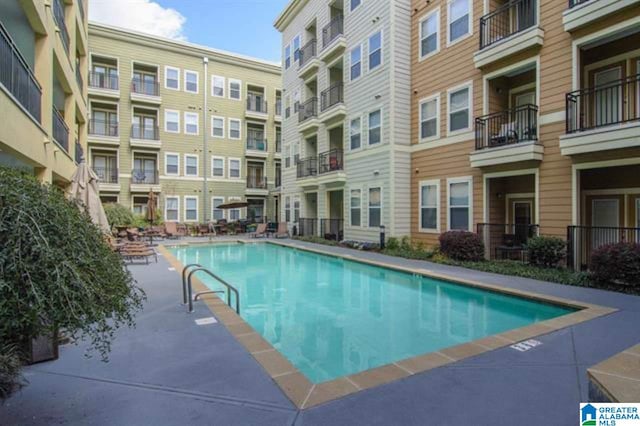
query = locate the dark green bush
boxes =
[527,236,566,267]
[104,203,135,227]
[590,242,640,288]
[0,344,24,401]
[383,236,434,260]
[439,231,485,261]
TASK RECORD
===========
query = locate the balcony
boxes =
[88,71,119,97]
[130,124,161,149]
[320,218,344,241]
[477,223,539,261]
[93,166,120,191]
[275,99,282,121]
[77,0,86,23]
[130,78,161,104]
[0,22,42,123]
[470,104,543,168]
[320,15,346,63]
[75,66,83,93]
[318,149,346,185]
[130,168,161,192]
[298,39,320,80]
[52,106,69,153]
[246,129,268,158]
[246,175,269,195]
[320,83,346,124]
[88,119,119,146]
[473,0,543,68]
[560,74,640,156]
[298,97,320,134]
[562,0,640,32]
[52,0,70,54]
[246,93,268,120]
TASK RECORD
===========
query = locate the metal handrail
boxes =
[186,267,240,314]
[181,264,202,305]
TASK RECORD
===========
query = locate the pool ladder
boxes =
[182,264,240,314]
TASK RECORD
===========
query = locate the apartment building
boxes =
[274,0,412,242]
[410,0,640,268]
[87,23,282,224]
[0,0,88,185]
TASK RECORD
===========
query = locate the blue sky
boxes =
[89,0,290,63]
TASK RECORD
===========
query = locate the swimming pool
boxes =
[169,243,574,384]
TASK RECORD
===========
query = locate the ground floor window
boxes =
[228,197,242,221]
[368,187,381,227]
[247,199,265,223]
[100,195,118,204]
[184,196,198,222]
[165,196,179,221]
[420,180,439,232]
[350,189,361,227]
[212,197,224,221]
[133,196,149,216]
[448,177,471,231]
[285,196,291,222]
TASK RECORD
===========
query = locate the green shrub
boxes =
[527,236,566,267]
[0,344,24,401]
[590,242,640,288]
[383,236,435,261]
[386,237,400,250]
[439,231,485,261]
[104,203,135,227]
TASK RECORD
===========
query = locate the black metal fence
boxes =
[318,149,343,174]
[247,129,267,151]
[89,118,118,137]
[0,22,42,122]
[246,175,268,189]
[567,225,640,271]
[247,94,268,114]
[297,157,317,178]
[131,124,159,140]
[52,0,69,53]
[52,106,69,152]
[477,223,540,260]
[93,167,118,184]
[89,71,119,90]
[299,97,318,122]
[321,82,344,111]
[320,219,344,241]
[568,0,591,7]
[479,0,536,50]
[566,74,640,134]
[322,15,344,48]
[298,218,318,237]
[475,104,538,150]
[131,168,159,184]
[131,78,159,96]
[299,39,317,68]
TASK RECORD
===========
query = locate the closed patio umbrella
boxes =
[70,162,110,233]
[217,201,249,209]
[146,190,157,224]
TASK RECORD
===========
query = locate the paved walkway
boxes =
[2,238,639,425]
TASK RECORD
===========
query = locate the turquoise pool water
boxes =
[170,243,573,383]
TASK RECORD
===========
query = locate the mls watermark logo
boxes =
[580,403,640,425]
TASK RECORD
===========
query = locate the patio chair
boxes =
[164,222,180,239]
[126,228,141,241]
[177,224,188,238]
[489,122,518,147]
[120,242,158,264]
[275,222,290,239]
[198,223,216,237]
[250,223,267,238]
[496,234,526,261]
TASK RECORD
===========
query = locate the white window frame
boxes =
[284,44,291,70]
[164,66,180,91]
[228,118,241,140]
[211,156,225,178]
[211,75,225,98]
[350,187,362,228]
[368,109,382,146]
[292,34,301,63]
[350,45,362,82]
[349,116,362,151]
[419,179,440,233]
[183,196,199,223]
[447,0,473,46]
[184,112,199,135]
[184,154,199,177]
[212,196,225,221]
[368,30,383,72]
[228,157,242,179]
[211,115,225,138]
[446,81,473,136]
[419,8,440,61]
[164,152,180,176]
[350,0,362,13]
[419,94,440,142]
[446,176,473,232]
[368,186,383,228]
[228,79,242,101]
[184,70,199,94]
[164,196,180,222]
[164,109,180,133]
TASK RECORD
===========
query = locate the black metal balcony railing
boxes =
[247,94,268,114]
[93,166,118,184]
[322,15,344,48]
[77,0,86,22]
[297,157,317,178]
[75,65,83,91]
[320,219,344,241]
[89,71,119,90]
[247,129,267,151]
[75,139,83,163]
[0,22,42,122]
[246,175,268,189]
[89,118,118,137]
[477,223,540,261]
[53,0,70,53]
[475,104,538,150]
[131,168,159,184]
[275,172,282,188]
[318,149,343,174]
[299,97,318,122]
[276,99,282,116]
[298,218,318,237]
[568,0,591,7]
[566,74,640,134]
[131,78,159,96]
[131,124,159,140]
[298,39,317,68]
[321,82,344,111]
[52,106,69,152]
[479,0,536,50]
[567,225,640,271]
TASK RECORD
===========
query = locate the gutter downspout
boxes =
[203,56,209,222]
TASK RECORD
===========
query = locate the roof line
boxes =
[274,0,310,31]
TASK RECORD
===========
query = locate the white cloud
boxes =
[89,0,187,40]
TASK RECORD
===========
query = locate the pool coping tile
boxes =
[157,242,618,410]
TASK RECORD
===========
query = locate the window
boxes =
[285,145,291,168]
[165,196,179,221]
[368,110,381,145]
[212,75,225,97]
[285,196,291,222]
[448,0,471,44]
[350,46,362,81]
[285,44,291,69]
[165,66,179,90]
[448,177,472,231]
[212,197,225,221]
[211,116,224,138]
[420,95,439,140]
[293,89,301,112]
[228,118,241,139]
[448,84,471,133]
[368,31,382,71]
[350,0,361,12]
[212,157,224,177]
[165,153,179,175]
[184,155,198,176]
[184,196,198,222]
[164,109,180,133]
[420,180,440,232]
[293,198,300,222]
[228,197,242,221]
[184,112,199,135]
[184,70,198,93]
[350,118,361,150]
[293,143,300,164]
[229,79,241,100]
[368,187,381,227]
[420,9,439,59]
[293,35,301,62]
[133,196,150,216]
[350,189,361,227]
[229,158,241,178]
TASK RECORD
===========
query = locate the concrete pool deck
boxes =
[2,237,640,425]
